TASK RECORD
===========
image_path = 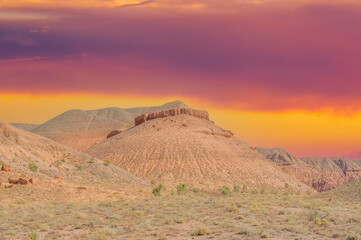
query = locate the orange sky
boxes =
[1,93,361,158]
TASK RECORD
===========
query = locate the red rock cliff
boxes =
[135,108,209,126]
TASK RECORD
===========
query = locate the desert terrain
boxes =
[1,102,360,240]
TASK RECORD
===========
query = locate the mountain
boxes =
[257,147,361,192]
[344,151,361,161]
[85,108,310,191]
[11,123,39,131]
[31,100,189,151]
[0,120,145,186]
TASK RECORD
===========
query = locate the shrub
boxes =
[251,189,258,194]
[104,159,111,166]
[225,204,238,212]
[190,227,209,236]
[150,180,157,185]
[233,185,240,193]
[306,190,312,195]
[0,160,3,165]
[270,190,277,194]
[220,185,231,195]
[260,188,265,194]
[152,184,165,196]
[29,163,38,172]
[28,231,39,240]
[346,234,359,240]
[285,183,289,188]
[193,188,200,193]
[296,191,301,195]
[171,189,175,195]
[176,183,188,194]
[242,184,248,192]
[76,164,83,170]
[89,156,95,163]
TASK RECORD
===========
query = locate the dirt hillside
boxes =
[0,120,146,201]
[86,111,310,191]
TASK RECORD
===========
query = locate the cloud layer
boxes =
[1,0,361,112]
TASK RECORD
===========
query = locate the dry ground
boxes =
[1,184,360,240]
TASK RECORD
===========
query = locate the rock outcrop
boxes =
[135,108,209,126]
[1,164,11,172]
[257,148,361,192]
[107,130,122,139]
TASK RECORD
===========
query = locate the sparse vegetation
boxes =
[190,226,209,236]
[220,185,231,195]
[233,184,240,193]
[150,180,156,185]
[176,183,188,194]
[285,183,289,188]
[104,159,111,166]
[0,186,359,240]
[29,163,38,172]
[76,164,83,170]
[152,184,165,196]
[0,160,3,165]
[28,231,39,240]
[242,184,248,192]
[251,189,258,194]
[89,156,95,163]
[193,188,200,193]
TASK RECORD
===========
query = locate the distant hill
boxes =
[32,100,190,150]
[11,123,39,131]
[257,147,361,192]
[86,108,310,191]
[344,151,361,161]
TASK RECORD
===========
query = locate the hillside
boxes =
[86,109,310,191]
[10,123,39,131]
[258,148,361,191]
[0,120,146,200]
[31,100,189,150]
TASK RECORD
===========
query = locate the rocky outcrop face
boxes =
[107,130,122,139]
[1,164,11,172]
[258,148,361,192]
[135,108,209,126]
[280,166,361,192]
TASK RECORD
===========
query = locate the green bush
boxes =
[152,184,165,196]
[76,164,83,170]
[0,160,3,165]
[104,159,111,166]
[28,231,39,240]
[150,180,157,185]
[233,185,240,193]
[171,189,175,195]
[220,185,231,195]
[29,163,38,172]
[193,188,200,193]
[176,183,188,194]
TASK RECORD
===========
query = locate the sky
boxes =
[1,0,361,158]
